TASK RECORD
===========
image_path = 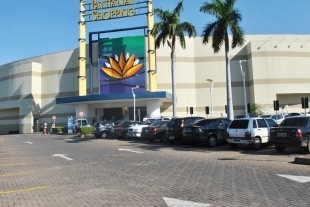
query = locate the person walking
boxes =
[43,121,48,134]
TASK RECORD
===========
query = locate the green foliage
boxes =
[52,127,63,133]
[200,0,245,120]
[151,0,196,50]
[62,127,68,133]
[250,103,264,116]
[80,126,93,135]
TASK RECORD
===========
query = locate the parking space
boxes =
[0,134,310,207]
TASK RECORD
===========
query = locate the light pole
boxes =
[239,60,248,118]
[131,86,139,121]
[206,79,214,118]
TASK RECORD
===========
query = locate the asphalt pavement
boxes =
[1,133,310,207]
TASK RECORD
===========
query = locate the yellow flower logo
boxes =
[102,53,143,79]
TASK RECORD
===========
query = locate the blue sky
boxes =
[1,0,309,65]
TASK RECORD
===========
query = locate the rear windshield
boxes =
[279,117,308,127]
[229,120,249,129]
[167,119,181,127]
[150,121,163,127]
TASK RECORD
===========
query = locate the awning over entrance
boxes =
[56,91,172,105]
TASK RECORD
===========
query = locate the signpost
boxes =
[52,116,56,126]
[79,111,84,130]
[36,119,39,132]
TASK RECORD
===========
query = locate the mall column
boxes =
[78,0,86,96]
[147,0,157,92]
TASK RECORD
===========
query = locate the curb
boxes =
[294,156,310,165]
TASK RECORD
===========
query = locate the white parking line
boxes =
[119,148,143,154]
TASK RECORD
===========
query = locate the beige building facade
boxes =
[0,34,309,134]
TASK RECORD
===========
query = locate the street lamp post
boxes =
[131,86,139,121]
[206,79,214,118]
[239,60,248,118]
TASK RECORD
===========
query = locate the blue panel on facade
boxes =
[56,91,172,104]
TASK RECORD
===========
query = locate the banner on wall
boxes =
[98,35,146,94]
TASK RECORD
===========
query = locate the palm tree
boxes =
[151,0,196,117]
[250,103,263,116]
[200,0,245,120]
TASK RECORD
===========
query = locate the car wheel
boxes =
[275,146,286,152]
[252,137,261,150]
[207,136,217,147]
[307,140,310,154]
[100,132,107,138]
[229,143,238,149]
[160,135,167,143]
[148,138,154,143]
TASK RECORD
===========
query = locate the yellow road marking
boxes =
[0,157,18,160]
[0,186,47,195]
[0,172,34,177]
[0,163,25,167]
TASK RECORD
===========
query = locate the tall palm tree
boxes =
[151,0,196,117]
[200,0,245,120]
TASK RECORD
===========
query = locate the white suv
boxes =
[226,118,278,150]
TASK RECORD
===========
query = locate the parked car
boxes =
[127,117,171,139]
[226,118,278,150]
[115,121,143,139]
[260,114,285,124]
[269,116,310,153]
[141,120,169,143]
[92,121,116,138]
[234,114,258,119]
[182,118,232,147]
[285,112,303,117]
[165,116,205,144]
[74,119,90,132]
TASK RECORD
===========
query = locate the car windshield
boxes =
[265,119,277,127]
[77,120,88,124]
[279,117,308,127]
[143,119,155,125]
[229,120,249,129]
[149,120,163,127]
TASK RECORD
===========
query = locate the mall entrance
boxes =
[100,107,146,122]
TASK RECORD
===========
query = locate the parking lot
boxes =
[1,134,310,207]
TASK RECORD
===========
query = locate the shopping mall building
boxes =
[1,34,310,134]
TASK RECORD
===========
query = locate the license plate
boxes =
[277,133,287,137]
[145,130,149,132]
[233,138,240,142]
[169,136,174,139]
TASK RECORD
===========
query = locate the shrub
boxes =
[52,127,63,133]
[80,126,93,135]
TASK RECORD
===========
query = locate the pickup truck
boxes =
[270,116,310,153]
[74,119,90,132]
